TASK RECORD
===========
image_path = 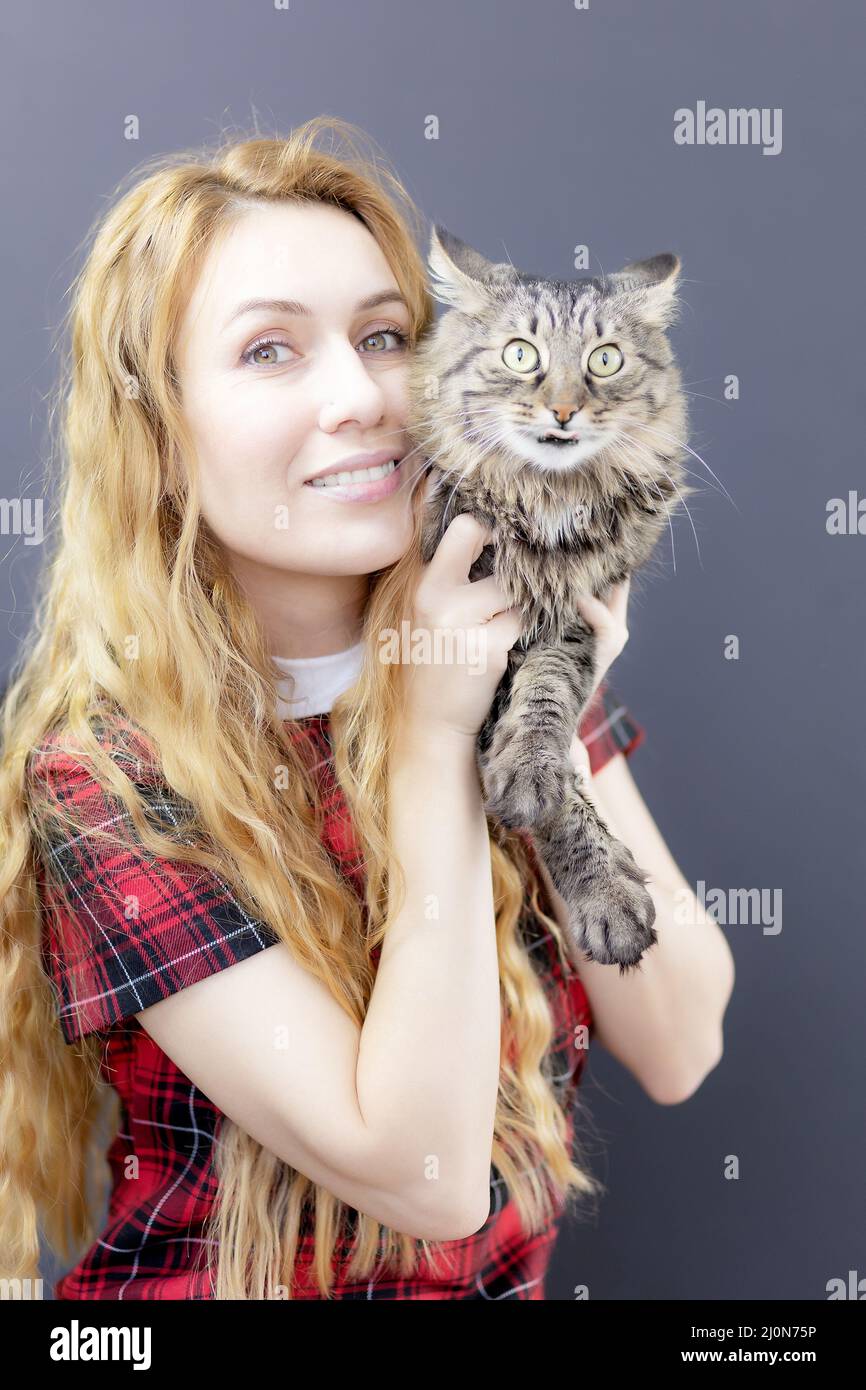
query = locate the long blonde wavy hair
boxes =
[0,115,603,1299]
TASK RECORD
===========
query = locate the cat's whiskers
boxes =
[608,431,680,573]
[610,429,704,571]
[610,430,729,503]
[393,416,494,489]
[681,388,735,410]
[403,407,505,472]
[409,407,515,475]
[653,462,703,571]
[669,462,728,500]
[414,417,517,521]
[401,425,483,486]
[442,419,522,510]
[626,420,738,513]
[413,410,702,575]
[436,419,517,519]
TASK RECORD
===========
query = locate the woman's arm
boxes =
[539,577,736,1105]
[356,724,500,1232]
[538,739,735,1105]
[354,513,520,1234]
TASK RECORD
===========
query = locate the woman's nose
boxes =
[316,342,387,431]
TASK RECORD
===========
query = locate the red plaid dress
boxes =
[33,680,644,1300]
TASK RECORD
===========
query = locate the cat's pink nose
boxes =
[550,403,578,425]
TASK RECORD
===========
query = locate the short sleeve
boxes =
[577,679,646,776]
[31,734,280,1044]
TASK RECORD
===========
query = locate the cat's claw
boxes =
[481,745,571,829]
[560,841,658,970]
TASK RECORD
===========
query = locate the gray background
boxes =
[3,0,863,1300]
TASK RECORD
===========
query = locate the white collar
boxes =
[271,640,365,719]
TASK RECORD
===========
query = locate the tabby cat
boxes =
[406,225,693,971]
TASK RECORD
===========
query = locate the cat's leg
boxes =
[478,638,593,829]
[532,783,658,969]
[477,626,657,967]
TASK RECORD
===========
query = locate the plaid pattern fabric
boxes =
[32,679,644,1300]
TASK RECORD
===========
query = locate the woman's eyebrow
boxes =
[221,290,408,333]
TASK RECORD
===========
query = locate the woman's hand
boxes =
[395,514,523,747]
[575,576,632,702]
[567,577,632,794]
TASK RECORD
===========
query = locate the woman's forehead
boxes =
[200,204,391,308]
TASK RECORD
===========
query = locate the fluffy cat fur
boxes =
[406,225,694,971]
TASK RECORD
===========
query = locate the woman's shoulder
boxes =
[28,704,163,788]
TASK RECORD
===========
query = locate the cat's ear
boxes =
[426,224,511,313]
[607,253,682,330]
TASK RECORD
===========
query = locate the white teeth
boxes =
[309,460,399,488]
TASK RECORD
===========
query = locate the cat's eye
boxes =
[502,339,540,373]
[587,344,623,377]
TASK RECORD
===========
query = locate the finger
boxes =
[568,733,592,788]
[607,575,632,624]
[482,605,524,652]
[568,728,590,765]
[426,513,492,585]
[462,574,518,625]
[574,590,614,635]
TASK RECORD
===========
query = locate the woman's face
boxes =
[174,200,419,653]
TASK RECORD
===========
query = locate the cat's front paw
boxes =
[562,840,658,971]
[481,737,571,829]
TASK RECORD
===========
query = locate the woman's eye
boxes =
[587,343,623,377]
[359,328,409,353]
[242,338,295,367]
[242,326,408,368]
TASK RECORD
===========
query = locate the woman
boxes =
[0,117,734,1300]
